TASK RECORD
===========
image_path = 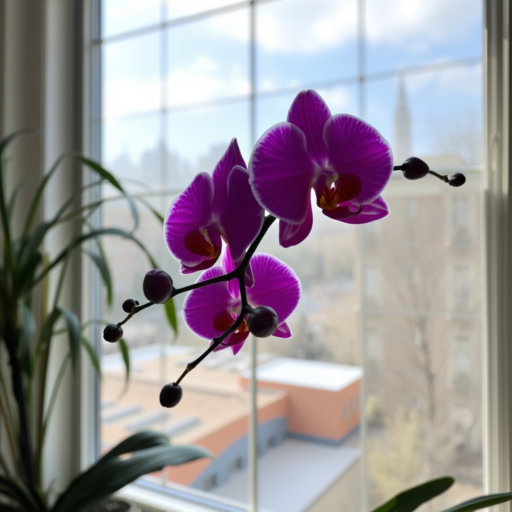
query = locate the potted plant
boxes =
[0,132,211,512]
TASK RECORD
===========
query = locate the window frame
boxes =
[83,0,512,510]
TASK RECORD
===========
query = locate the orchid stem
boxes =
[173,215,276,383]
[113,215,276,381]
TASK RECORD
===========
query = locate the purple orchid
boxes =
[183,247,301,355]
[248,90,393,247]
[164,139,264,274]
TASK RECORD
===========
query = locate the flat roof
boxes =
[212,438,361,512]
[246,358,363,391]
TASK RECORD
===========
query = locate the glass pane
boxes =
[103,33,161,119]
[165,0,242,20]
[102,114,161,188]
[167,100,250,189]
[167,9,250,107]
[256,0,358,93]
[103,0,161,38]
[365,0,483,74]
[365,65,483,165]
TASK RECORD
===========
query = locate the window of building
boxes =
[452,335,472,374]
[96,1,485,510]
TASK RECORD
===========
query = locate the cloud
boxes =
[206,0,479,54]
[167,56,250,105]
[104,55,250,118]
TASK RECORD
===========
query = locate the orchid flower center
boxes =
[316,173,363,211]
[318,185,346,210]
[184,228,220,259]
[213,309,249,336]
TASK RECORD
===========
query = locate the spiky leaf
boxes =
[372,477,454,512]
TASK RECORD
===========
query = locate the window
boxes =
[96,1,485,510]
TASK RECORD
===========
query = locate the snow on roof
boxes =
[248,357,363,392]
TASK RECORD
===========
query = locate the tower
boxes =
[394,76,411,163]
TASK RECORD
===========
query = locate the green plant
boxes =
[0,133,210,511]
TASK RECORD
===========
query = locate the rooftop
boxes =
[246,358,363,391]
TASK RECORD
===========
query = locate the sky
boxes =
[101,0,483,177]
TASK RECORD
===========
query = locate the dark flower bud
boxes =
[448,172,466,187]
[247,306,278,338]
[401,157,429,180]
[122,298,139,313]
[103,324,123,343]
[160,382,183,408]
[143,269,173,304]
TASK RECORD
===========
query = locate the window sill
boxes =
[117,480,251,512]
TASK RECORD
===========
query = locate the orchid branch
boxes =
[112,214,277,384]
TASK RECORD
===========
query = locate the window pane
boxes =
[167,101,250,189]
[103,33,161,119]
[103,0,161,38]
[167,9,250,107]
[365,0,483,74]
[165,0,243,20]
[256,0,358,92]
[365,65,483,165]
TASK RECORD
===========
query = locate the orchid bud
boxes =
[401,157,429,180]
[247,306,278,338]
[448,173,466,187]
[103,324,123,343]
[143,269,173,304]
[122,298,139,313]
[160,382,183,408]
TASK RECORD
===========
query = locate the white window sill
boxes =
[117,480,252,512]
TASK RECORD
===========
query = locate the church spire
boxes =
[394,75,411,163]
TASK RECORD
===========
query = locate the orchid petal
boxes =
[211,139,247,218]
[279,197,313,248]
[287,90,330,167]
[324,114,393,205]
[273,322,292,338]
[322,205,362,220]
[183,266,238,340]
[180,259,217,274]
[164,173,215,270]
[247,253,301,323]
[341,195,390,224]
[220,165,264,265]
[249,122,315,224]
[221,246,240,299]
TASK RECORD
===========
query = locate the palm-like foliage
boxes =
[0,133,208,511]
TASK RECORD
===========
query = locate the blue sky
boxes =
[101,0,483,173]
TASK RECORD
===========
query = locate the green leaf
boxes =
[165,298,178,338]
[80,335,101,379]
[51,444,212,512]
[82,248,113,308]
[135,194,164,224]
[35,227,158,286]
[7,181,25,222]
[18,301,35,376]
[372,477,455,512]
[22,153,67,239]
[0,475,38,512]
[440,492,512,512]
[118,338,130,384]
[58,307,80,371]
[100,430,170,462]
[75,155,139,231]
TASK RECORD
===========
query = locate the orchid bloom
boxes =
[183,247,301,355]
[248,90,393,247]
[164,139,264,273]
